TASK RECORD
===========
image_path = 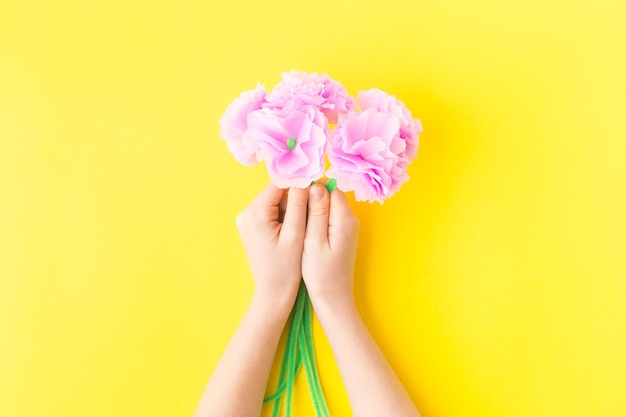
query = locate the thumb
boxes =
[305,184,330,245]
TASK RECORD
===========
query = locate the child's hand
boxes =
[236,183,309,308]
[301,184,360,311]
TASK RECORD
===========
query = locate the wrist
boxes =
[251,285,298,319]
[310,293,359,326]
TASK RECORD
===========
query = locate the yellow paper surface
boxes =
[1,1,625,416]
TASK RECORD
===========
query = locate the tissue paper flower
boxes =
[219,71,422,203]
[326,108,408,203]
[264,71,354,124]
[218,84,266,166]
[356,88,423,168]
[244,105,328,189]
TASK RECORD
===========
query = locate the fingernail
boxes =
[310,184,325,200]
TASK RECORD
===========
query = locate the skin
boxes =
[302,185,421,417]
[194,183,420,417]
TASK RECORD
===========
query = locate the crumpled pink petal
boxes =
[218,84,266,166]
[218,74,423,200]
[327,90,422,203]
[244,105,328,188]
[356,88,423,167]
[264,71,353,124]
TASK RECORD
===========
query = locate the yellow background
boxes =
[1,1,625,416]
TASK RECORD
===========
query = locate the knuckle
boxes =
[235,215,244,231]
[288,193,308,208]
[235,209,251,231]
[340,213,359,230]
[308,206,329,217]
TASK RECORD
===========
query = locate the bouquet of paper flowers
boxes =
[219,70,422,416]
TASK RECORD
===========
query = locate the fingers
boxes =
[243,182,351,250]
[328,189,359,248]
[329,189,352,226]
[305,184,331,245]
[238,183,285,234]
[280,186,309,244]
[251,182,286,210]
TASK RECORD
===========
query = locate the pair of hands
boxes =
[197,183,421,417]
[235,183,359,311]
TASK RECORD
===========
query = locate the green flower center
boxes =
[286,136,297,151]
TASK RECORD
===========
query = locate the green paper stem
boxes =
[265,282,331,416]
[324,178,337,193]
[301,291,330,416]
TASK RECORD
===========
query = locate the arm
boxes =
[302,184,421,417]
[194,184,309,417]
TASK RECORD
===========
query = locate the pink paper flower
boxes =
[356,89,423,167]
[219,84,266,166]
[264,71,353,124]
[219,74,423,200]
[244,106,328,188]
[327,108,411,203]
